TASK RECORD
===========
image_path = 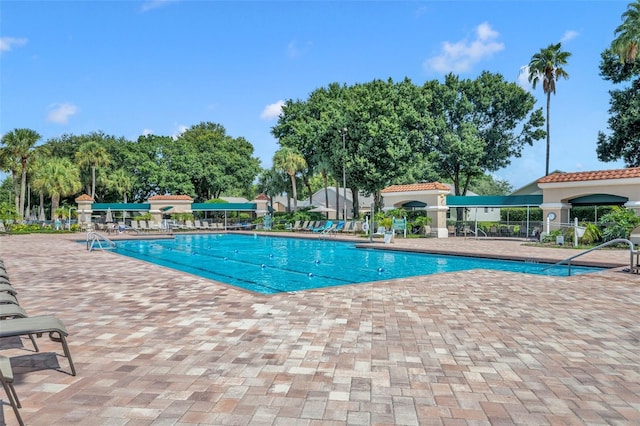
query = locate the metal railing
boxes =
[542,238,636,276]
[86,232,117,251]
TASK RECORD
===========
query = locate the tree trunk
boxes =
[545,91,551,176]
[350,186,359,218]
[322,173,329,219]
[19,163,27,221]
[335,183,339,220]
[289,174,297,211]
[11,173,19,218]
[51,193,61,220]
[91,165,96,198]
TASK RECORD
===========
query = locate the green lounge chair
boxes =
[0,316,76,376]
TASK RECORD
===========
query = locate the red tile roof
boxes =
[381,182,451,193]
[537,167,640,184]
[147,195,193,201]
[254,193,269,201]
[75,194,94,202]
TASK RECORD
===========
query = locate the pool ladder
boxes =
[86,232,117,251]
[542,238,637,276]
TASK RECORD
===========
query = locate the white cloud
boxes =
[140,0,178,13]
[517,65,532,90]
[561,30,579,43]
[142,129,153,136]
[287,40,312,58]
[424,22,504,74]
[171,124,188,140]
[0,37,28,52]
[46,103,78,124]
[260,100,285,120]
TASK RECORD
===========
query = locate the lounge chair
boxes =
[0,283,18,297]
[0,316,76,376]
[313,221,331,233]
[290,220,301,232]
[0,293,18,305]
[0,305,39,351]
[0,355,23,426]
[130,220,140,231]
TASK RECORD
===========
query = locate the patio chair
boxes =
[0,283,17,297]
[0,315,76,376]
[313,221,332,233]
[0,355,23,426]
[0,304,39,351]
[0,293,18,305]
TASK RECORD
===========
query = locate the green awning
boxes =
[568,194,628,206]
[161,206,174,212]
[446,195,542,207]
[91,203,151,211]
[192,203,257,211]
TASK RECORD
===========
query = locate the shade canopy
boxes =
[309,206,336,213]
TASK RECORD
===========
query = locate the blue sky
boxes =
[0,0,630,190]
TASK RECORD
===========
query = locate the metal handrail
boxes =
[542,238,636,276]
[86,232,117,251]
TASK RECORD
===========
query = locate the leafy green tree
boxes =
[527,42,571,176]
[75,140,111,199]
[468,174,513,195]
[176,122,261,201]
[273,147,306,212]
[102,168,135,203]
[596,2,640,166]
[0,128,41,220]
[256,167,288,212]
[424,72,544,197]
[31,157,81,220]
[612,1,640,63]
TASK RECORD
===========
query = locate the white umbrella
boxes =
[308,206,336,213]
[106,208,113,223]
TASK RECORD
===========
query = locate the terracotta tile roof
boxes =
[254,193,269,201]
[147,195,193,201]
[537,167,640,184]
[381,182,451,193]
[75,194,94,202]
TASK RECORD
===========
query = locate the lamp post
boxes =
[341,128,347,221]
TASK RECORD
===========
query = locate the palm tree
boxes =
[75,141,111,199]
[31,157,81,220]
[104,168,134,203]
[273,147,307,212]
[612,0,640,63]
[0,128,41,220]
[528,42,571,176]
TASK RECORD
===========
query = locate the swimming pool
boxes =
[111,234,603,294]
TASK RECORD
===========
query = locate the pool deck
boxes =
[0,232,639,425]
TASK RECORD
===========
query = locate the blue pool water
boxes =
[112,234,602,294]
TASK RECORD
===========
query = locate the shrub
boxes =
[599,207,640,241]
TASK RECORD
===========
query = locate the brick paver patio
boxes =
[0,232,638,425]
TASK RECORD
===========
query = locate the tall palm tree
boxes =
[528,42,571,176]
[105,168,134,203]
[31,157,81,220]
[75,141,111,199]
[273,147,307,212]
[0,128,41,220]
[612,0,640,63]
